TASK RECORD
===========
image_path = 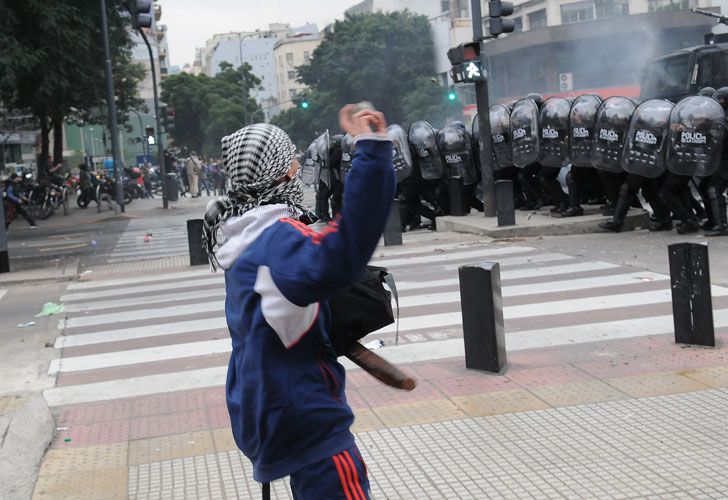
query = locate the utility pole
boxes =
[100,0,125,214]
[470,0,497,217]
[139,20,169,208]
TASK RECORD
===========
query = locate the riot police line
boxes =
[301,89,728,237]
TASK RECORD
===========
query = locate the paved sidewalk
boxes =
[35,330,728,499]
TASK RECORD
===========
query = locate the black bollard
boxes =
[383,199,403,246]
[0,199,8,273]
[668,242,715,347]
[495,179,516,227]
[446,176,467,216]
[458,263,507,373]
[186,219,209,266]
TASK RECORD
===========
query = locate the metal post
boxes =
[383,199,403,246]
[459,263,507,372]
[0,198,9,273]
[100,0,125,214]
[471,0,497,217]
[238,38,248,127]
[668,243,715,347]
[140,30,168,209]
[495,180,516,226]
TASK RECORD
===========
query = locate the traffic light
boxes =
[165,107,176,131]
[448,89,457,101]
[300,99,310,109]
[145,126,155,145]
[125,0,153,30]
[488,0,515,37]
[447,42,485,84]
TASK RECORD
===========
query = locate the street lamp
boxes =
[237,33,259,127]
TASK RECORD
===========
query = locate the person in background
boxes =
[186,151,202,197]
[5,173,38,229]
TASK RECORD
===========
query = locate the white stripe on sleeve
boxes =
[254,265,319,348]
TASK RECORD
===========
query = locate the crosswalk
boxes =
[45,231,728,409]
[107,216,191,263]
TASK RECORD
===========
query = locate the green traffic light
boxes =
[448,92,457,101]
[301,101,310,109]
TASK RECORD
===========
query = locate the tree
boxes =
[401,77,465,129]
[276,11,462,148]
[0,0,144,174]
[161,62,262,158]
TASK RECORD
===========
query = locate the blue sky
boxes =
[160,0,363,67]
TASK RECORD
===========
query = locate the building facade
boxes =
[273,36,322,112]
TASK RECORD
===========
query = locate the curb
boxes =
[437,207,651,238]
[0,260,80,288]
[0,394,55,500]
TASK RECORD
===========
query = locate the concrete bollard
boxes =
[458,263,507,373]
[446,177,467,216]
[668,242,714,347]
[186,219,209,266]
[383,199,403,247]
[495,179,516,227]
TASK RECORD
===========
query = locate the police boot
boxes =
[559,173,583,218]
[540,176,568,214]
[675,208,700,234]
[705,192,728,237]
[647,192,673,232]
[598,186,630,233]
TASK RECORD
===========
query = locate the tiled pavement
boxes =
[34,230,728,499]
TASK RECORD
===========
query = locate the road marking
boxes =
[39,243,88,252]
[67,269,212,290]
[0,289,6,302]
[442,253,572,270]
[61,276,224,302]
[373,246,535,268]
[49,338,231,374]
[56,317,228,348]
[45,308,728,407]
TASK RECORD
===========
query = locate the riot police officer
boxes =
[700,87,728,236]
[511,94,544,210]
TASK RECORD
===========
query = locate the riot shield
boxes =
[591,96,636,173]
[301,141,319,186]
[510,98,540,168]
[622,99,673,179]
[436,125,478,185]
[314,131,331,187]
[489,104,513,170]
[408,121,443,180]
[339,134,354,180]
[538,97,571,168]
[666,95,726,177]
[387,124,413,183]
[569,94,601,168]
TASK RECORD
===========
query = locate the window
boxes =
[647,0,688,11]
[527,9,547,30]
[441,0,449,13]
[286,52,294,65]
[288,70,296,80]
[513,17,523,33]
[561,1,594,24]
[304,51,311,62]
[640,53,691,99]
[289,89,298,98]
[595,0,629,18]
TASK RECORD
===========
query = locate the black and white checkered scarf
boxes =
[203,124,310,270]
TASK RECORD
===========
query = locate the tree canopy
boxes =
[161,62,262,158]
[272,11,463,149]
[0,0,145,169]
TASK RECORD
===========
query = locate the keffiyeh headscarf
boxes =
[203,123,306,270]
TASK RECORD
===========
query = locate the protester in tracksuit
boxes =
[202,107,395,499]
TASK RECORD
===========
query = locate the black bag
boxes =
[329,265,399,356]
